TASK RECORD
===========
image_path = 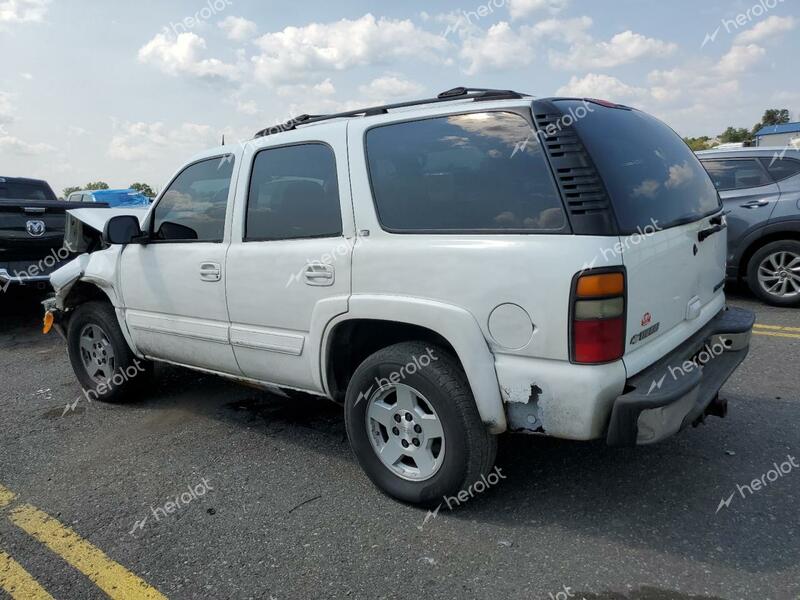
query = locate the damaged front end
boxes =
[42,207,145,338]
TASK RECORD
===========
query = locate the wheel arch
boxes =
[739,227,800,279]
[321,295,506,433]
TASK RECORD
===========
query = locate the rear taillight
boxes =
[570,270,626,364]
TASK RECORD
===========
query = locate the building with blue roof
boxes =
[754,122,800,148]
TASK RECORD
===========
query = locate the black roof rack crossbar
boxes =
[253,87,529,138]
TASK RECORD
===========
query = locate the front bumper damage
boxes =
[606,306,755,447]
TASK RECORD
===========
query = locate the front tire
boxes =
[66,301,152,403]
[344,342,497,506]
[746,240,800,307]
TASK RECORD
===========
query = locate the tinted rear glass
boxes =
[760,156,800,182]
[0,181,56,201]
[366,111,567,233]
[562,101,721,233]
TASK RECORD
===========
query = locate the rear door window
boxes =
[760,156,800,182]
[562,101,721,233]
[702,159,772,191]
[246,143,342,241]
[365,111,567,233]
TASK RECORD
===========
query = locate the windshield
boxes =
[560,101,721,233]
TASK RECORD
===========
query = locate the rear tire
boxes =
[344,342,497,506]
[66,301,152,403]
[746,240,800,307]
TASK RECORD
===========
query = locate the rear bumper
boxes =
[606,306,755,447]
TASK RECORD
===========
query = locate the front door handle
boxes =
[304,263,334,286]
[200,262,222,282]
[741,199,770,209]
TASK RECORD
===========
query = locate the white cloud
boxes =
[275,78,337,98]
[527,16,592,44]
[218,16,257,41]
[716,43,766,76]
[0,91,15,124]
[0,135,55,155]
[251,14,449,85]
[460,21,536,74]
[735,15,796,45]
[0,0,49,23]
[138,32,242,81]
[20,72,33,80]
[359,76,424,99]
[551,30,677,69]
[556,73,648,102]
[108,121,217,161]
[506,0,569,20]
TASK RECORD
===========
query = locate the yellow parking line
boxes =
[754,323,800,333]
[0,485,16,509]
[753,330,800,340]
[9,504,167,600]
[0,550,54,600]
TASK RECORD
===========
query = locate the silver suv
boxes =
[698,147,800,306]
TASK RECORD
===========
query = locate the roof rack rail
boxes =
[253,86,529,138]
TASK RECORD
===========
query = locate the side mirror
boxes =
[103,215,144,245]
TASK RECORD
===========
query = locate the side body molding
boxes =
[322,295,507,433]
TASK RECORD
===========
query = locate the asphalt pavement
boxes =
[0,284,798,600]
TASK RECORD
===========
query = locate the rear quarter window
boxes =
[365,111,568,233]
[760,156,800,182]
[562,101,721,234]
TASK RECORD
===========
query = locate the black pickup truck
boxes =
[0,177,102,290]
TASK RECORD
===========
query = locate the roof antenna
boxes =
[221,134,225,146]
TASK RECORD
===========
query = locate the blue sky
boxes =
[1,0,798,196]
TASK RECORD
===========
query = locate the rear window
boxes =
[0,180,56,201]
[365,111,567,233]
[562,101,721,233]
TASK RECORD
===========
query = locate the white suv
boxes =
[45,88,754,505]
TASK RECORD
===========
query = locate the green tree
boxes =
[684,136,713,151]
[719,127,751,144]
[129,182,156,198]
[62,186,81,197]
[752,108,791,135]
[84,181,109,191]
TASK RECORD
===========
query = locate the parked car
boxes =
[66,189,151,207]
[45,88,754,505]
[697,147,800,306]
[0,177,102,289]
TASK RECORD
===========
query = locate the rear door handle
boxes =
[304,264,334,286]
[200,262,222,282]
[741,199,769,208]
